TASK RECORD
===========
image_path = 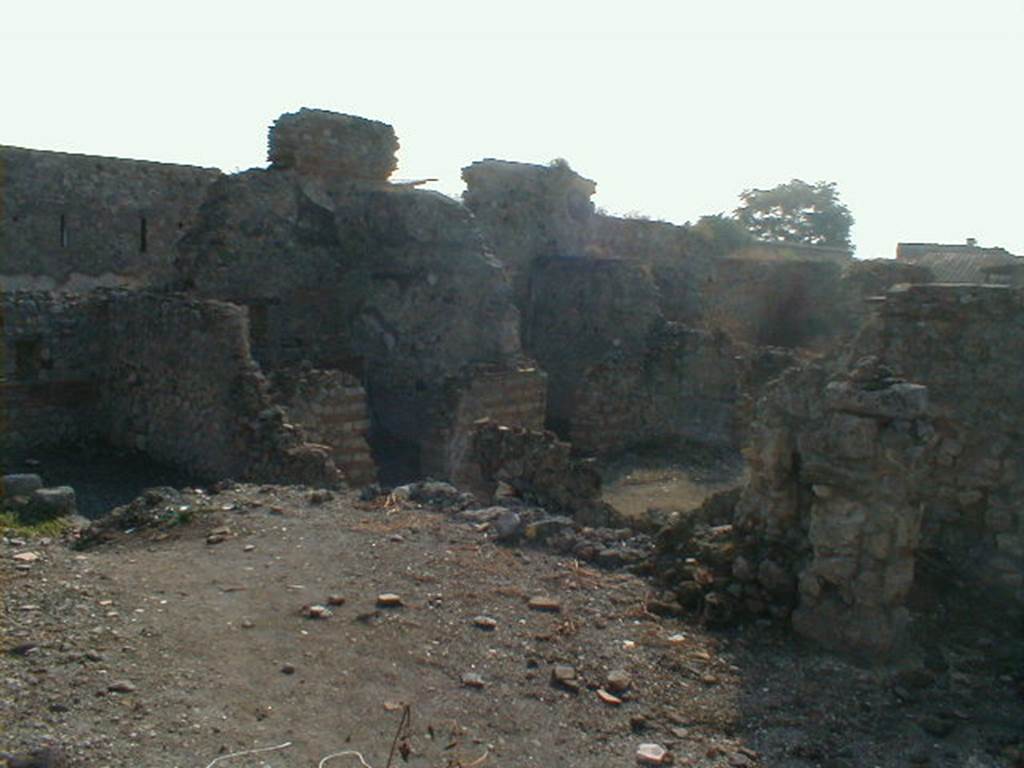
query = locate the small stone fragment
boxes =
[240,619,255,629]
[242,544,255,552]
[13,552,41,563]
[327,594,347,606]
[551,664,579,692]
[107,679,137,693]
[636,743,668,765]
[461,672,485,688]
[606,668,632,694]
[302,604,333,619]
[472,615,497,630]
[528,596,561,613]
[281,663,296,675]
[377,593,403,608]
[597,688,622,705]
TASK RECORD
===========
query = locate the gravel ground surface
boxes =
[1,485,1021,767]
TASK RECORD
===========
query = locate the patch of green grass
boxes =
[0,509,73,538]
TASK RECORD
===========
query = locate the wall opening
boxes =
[248,303,269,352]
[140,216,148,253]
[59,214,68,248]
[14,339,43,380]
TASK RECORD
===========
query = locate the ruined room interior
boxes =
[1,108,1021,768]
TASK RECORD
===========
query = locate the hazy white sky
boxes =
[2,0,1021,258]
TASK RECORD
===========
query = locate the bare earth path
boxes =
[2,486,1021,767]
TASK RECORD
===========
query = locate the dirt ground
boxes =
[1,485,1021,768]
[600,446,747,523]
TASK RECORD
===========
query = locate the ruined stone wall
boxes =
[727,284,1024,654]
[422,364,547,483]
[1,292,106,459]
[587,214,717,325]
[525,257,661,428]
[702,258,847,348]
[570,326,797,456]
[465,420,614,526]
[271,368,376,485]
[268,109,398,182]
[98,291,337,485]
[462,159,596,310]
[0,146,220,290]
[178,123,524,474]
[2,289,338,485]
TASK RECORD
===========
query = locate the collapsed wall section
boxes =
[421,364,547,484]
[270,368,376,486]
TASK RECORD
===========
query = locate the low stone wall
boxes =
[271,368,376,485]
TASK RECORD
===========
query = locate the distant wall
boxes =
[525,257,661,426]
[728,242,852,265]
[703,258,846,348]
[0,146,220,290]
[570,326,797,455]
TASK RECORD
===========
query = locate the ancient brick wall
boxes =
[0,146,220,290]
[271,368,376,485]
[422,364,547,483]
[1,292,106,459]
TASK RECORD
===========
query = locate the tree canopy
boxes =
[733,179,854,251]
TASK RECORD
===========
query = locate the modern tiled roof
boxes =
[896,244,1023,284]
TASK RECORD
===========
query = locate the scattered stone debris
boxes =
[636,742,669,765]
[527,596,561,613]
[376,593,403,608]
[461,672,486,689]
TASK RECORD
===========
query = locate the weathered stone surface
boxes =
[29,486,76,517]
[268,108,398,181]
[2,474,43,497]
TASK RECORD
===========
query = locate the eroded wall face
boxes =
[272,368,376,486]
[1,292,106,458]
[734,284,1024,654]
[0,147,220,290]
[2,290,338,486]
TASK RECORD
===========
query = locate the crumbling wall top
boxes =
[268,108,399,181]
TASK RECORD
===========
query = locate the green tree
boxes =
[734,179,854,250]
[691,213,754,254]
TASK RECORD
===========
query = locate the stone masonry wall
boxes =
[525,257,661,428]
[729,284,1024,655]
[271,368,376,486]
[1,292,106,460]
[99,291,337,485]
[2,289,338,485]
[422,364,547,484]
[0,146,220,290]
[570,325,797,456]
